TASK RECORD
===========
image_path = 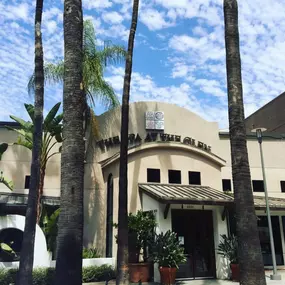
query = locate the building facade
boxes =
[1,101,285,279]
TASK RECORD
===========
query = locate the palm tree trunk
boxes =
[36,165,45,223]
[16,0,44,285]
[116,1,139,285]
[223,1,266,284]
[54,1,84,285]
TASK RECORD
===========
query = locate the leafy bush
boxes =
[151,230,186,268]
[0,264,114,285]
[82,264,115,282]
[82,247,101,258]
[217,234,238,264]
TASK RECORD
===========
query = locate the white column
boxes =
[278,216,285,265]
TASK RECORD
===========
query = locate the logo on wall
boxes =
[145,111,164,130]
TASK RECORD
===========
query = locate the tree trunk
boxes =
[116,1,139,285]
[16,1,44,285]
[54,1,84,285]
[223,1,266,284]
[36,165,45,224]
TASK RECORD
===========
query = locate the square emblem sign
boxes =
[145,111,164,130]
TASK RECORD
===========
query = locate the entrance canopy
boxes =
[139,183,233,206]
[139,183,285,211]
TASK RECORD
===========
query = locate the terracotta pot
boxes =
[159,267,177,285]
[230,263,240,281]
[129,262,151,282]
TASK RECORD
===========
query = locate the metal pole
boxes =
[258,141,281,280]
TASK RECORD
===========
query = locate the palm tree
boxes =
[54,0,84,284]
[8,102,63,223]
[28,19,125,112]
[116,1,140,285]
[16,0,44,284]
[223,0,266,284]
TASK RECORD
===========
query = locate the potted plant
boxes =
[114,210,157,282]
[151,230,186,285]
[217,234,239,281]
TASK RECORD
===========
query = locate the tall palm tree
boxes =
[16,0,44,284]
[223,1,266,284]
[8,102,63,223]
[116,1,140,285]
[54,0,84,284]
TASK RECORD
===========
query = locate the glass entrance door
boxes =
[172,209,216,279]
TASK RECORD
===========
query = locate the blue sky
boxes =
[1,0,285,128]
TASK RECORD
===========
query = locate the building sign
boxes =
[96,132,211,153]
[145,111,164,130]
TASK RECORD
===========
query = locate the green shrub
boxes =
[82,264,115,283]
[82,247,101,259]
[0,268,18,285]
[0,264,114,285]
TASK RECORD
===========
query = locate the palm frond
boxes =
[88,79,119,109]
[83,19,97,55]
[24,104,35,123]
[9,116,33,132]
[0,172,13,191]
[52,113,63,126]
[28,62,64,94]
[44,102,61,130]
[15,136,33,150]
[98,43,127,66]
[6,127,33,143]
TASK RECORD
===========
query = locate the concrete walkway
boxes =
[84,277,285,285]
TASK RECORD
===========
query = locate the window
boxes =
[222,179,232,191]
[189,171,201,185]
[168,170,181,184]
[252,180,264,192]
[147,168,160,183]
[24,176,30,189]
[258,216,284,265]
[280,181,285,193]
[106,174,113,257]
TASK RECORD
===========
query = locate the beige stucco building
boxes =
[1,101,285,280]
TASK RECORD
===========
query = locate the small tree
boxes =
[8,102,62,222]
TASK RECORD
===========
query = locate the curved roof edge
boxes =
[99,141,226,169]
[97,101,217,124]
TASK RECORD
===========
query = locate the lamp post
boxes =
[252,128,281,280]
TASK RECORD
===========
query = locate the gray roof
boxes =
[254,196,285,210]
[139,183,234,206]
[0,192,60,206]
[139,183,285,210]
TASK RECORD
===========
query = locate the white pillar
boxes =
[279,216,285,265]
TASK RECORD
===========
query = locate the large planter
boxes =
[129,262,151,282]
[159,267,177,285]
[230,263,239,281]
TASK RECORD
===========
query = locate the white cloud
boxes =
[83,0,112,9]
[45,20,57,34]
[102,11,124,24]
[140,9,174,31]
[105,66,228,125]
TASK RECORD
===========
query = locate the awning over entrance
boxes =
[139,183,285,211]
[139,183,234,206]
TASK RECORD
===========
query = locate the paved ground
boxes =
[84,277,285,285]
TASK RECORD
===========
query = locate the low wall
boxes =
[1,258,116,269]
